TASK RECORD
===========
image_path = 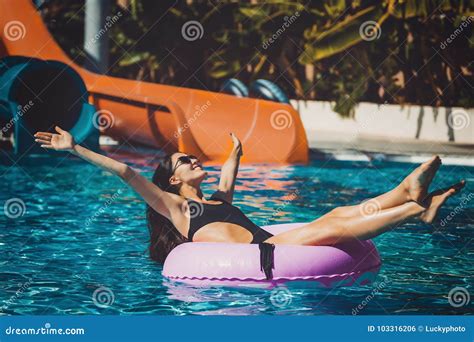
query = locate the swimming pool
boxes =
[1,150,473,315]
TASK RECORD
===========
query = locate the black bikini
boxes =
[186,196,274,244]
[186,196,276,280]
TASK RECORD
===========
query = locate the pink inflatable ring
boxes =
[163,223,381,288]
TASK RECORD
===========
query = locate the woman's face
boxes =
[170,152,207,185]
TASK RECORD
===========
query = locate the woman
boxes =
[34,127,465,265]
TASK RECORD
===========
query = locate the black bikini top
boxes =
[185,196,273,244]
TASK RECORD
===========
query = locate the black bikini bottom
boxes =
[259,242,275,280]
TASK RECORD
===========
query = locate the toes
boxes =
[447,189,456,196]
[451,180,465,192]
[428,155,441,165]
[431,182,464,197]
[420,156,441,171]
[429,156,441,168]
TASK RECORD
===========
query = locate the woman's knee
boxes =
[327,207,343,216]
[328,205,357,217]
[270,218,349,246]
[303,219,348,245]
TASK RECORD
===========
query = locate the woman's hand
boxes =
[35,126,181,226]
[212,133,242,203]
[230,132,243,157]
[34,126,75,151]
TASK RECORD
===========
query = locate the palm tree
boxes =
[41,0,474,117]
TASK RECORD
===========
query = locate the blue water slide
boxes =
[249,79,290,104]
[220,78,249,97]
[0,56,99,155]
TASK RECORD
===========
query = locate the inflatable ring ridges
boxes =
[163,223,382,288]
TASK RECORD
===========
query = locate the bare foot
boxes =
[420,180,465,223]
[403,155,442,203]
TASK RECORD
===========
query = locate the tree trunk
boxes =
[84,0,111,74]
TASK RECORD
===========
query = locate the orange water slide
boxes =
[0,0,308,163]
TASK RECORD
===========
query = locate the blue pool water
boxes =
[1,151,473,315]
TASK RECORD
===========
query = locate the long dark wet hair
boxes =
[147,153,188,264]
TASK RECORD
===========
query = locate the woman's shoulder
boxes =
[209,193,231,205]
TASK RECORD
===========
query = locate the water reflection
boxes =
[1,151,472,315]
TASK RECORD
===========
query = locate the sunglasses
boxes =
[171,155,200,174]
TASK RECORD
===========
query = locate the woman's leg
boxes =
[266,182,464,246]
[327,156,441,218]
[267,202,425,246]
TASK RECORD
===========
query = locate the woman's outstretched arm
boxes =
[212,132,242,203]
[34,126,182,223]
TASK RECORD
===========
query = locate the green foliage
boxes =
[42,0,474,117]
